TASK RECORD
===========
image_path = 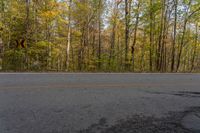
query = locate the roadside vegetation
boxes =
[0,0,199,72]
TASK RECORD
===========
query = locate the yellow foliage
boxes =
[40,10,60,19]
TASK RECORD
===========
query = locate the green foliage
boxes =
[0,0,199,72]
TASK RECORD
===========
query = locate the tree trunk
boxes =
[109,2,119,68]
[131,1,140,72]
[66,0,72,71]
[176,0,191,72]
[149,0,154,72]
[190,24,198,72]
[98,0,102,69]
[124,0,130,70]
[25,0,30,70]
[0,0,4,70]
[171,0,177,72]
[156,0,165,71]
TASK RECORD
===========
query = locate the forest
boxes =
[0,0,199,72]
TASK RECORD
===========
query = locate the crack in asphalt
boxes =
[147,91,200,98]
[194,113,200,118]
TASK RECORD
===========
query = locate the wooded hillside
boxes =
[0,0,199,72]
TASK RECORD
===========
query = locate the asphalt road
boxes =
[0,73,200,133]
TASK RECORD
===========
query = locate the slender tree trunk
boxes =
[156,0,165,71]
[25,0,30,70]
[0,0,4,70]
[98,0,102,69]
[91,30,96,71]
[140,31,146,71]
[131,2,140,72]
[109,2,119,68]
[149,0,154,72]
[109,21,116,67]
[124,0,130,70]
[160,2,169,72]
[176,0,191,72]
[191,24,198,71]
[171,0,177,72]
[78,28,84,71]
[66,0,72,71]
[117,35,120,71]
[177,23,189,72]
[176,19,187,72]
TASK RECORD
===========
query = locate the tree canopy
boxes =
[0,0,199,72]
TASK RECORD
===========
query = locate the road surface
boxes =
[0,73,200,133]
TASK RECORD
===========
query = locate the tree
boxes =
[131,0,140,71]
[170,0,177,72]
[66,0,72,71]
[0,0,199,72]
[124,0,131,70]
